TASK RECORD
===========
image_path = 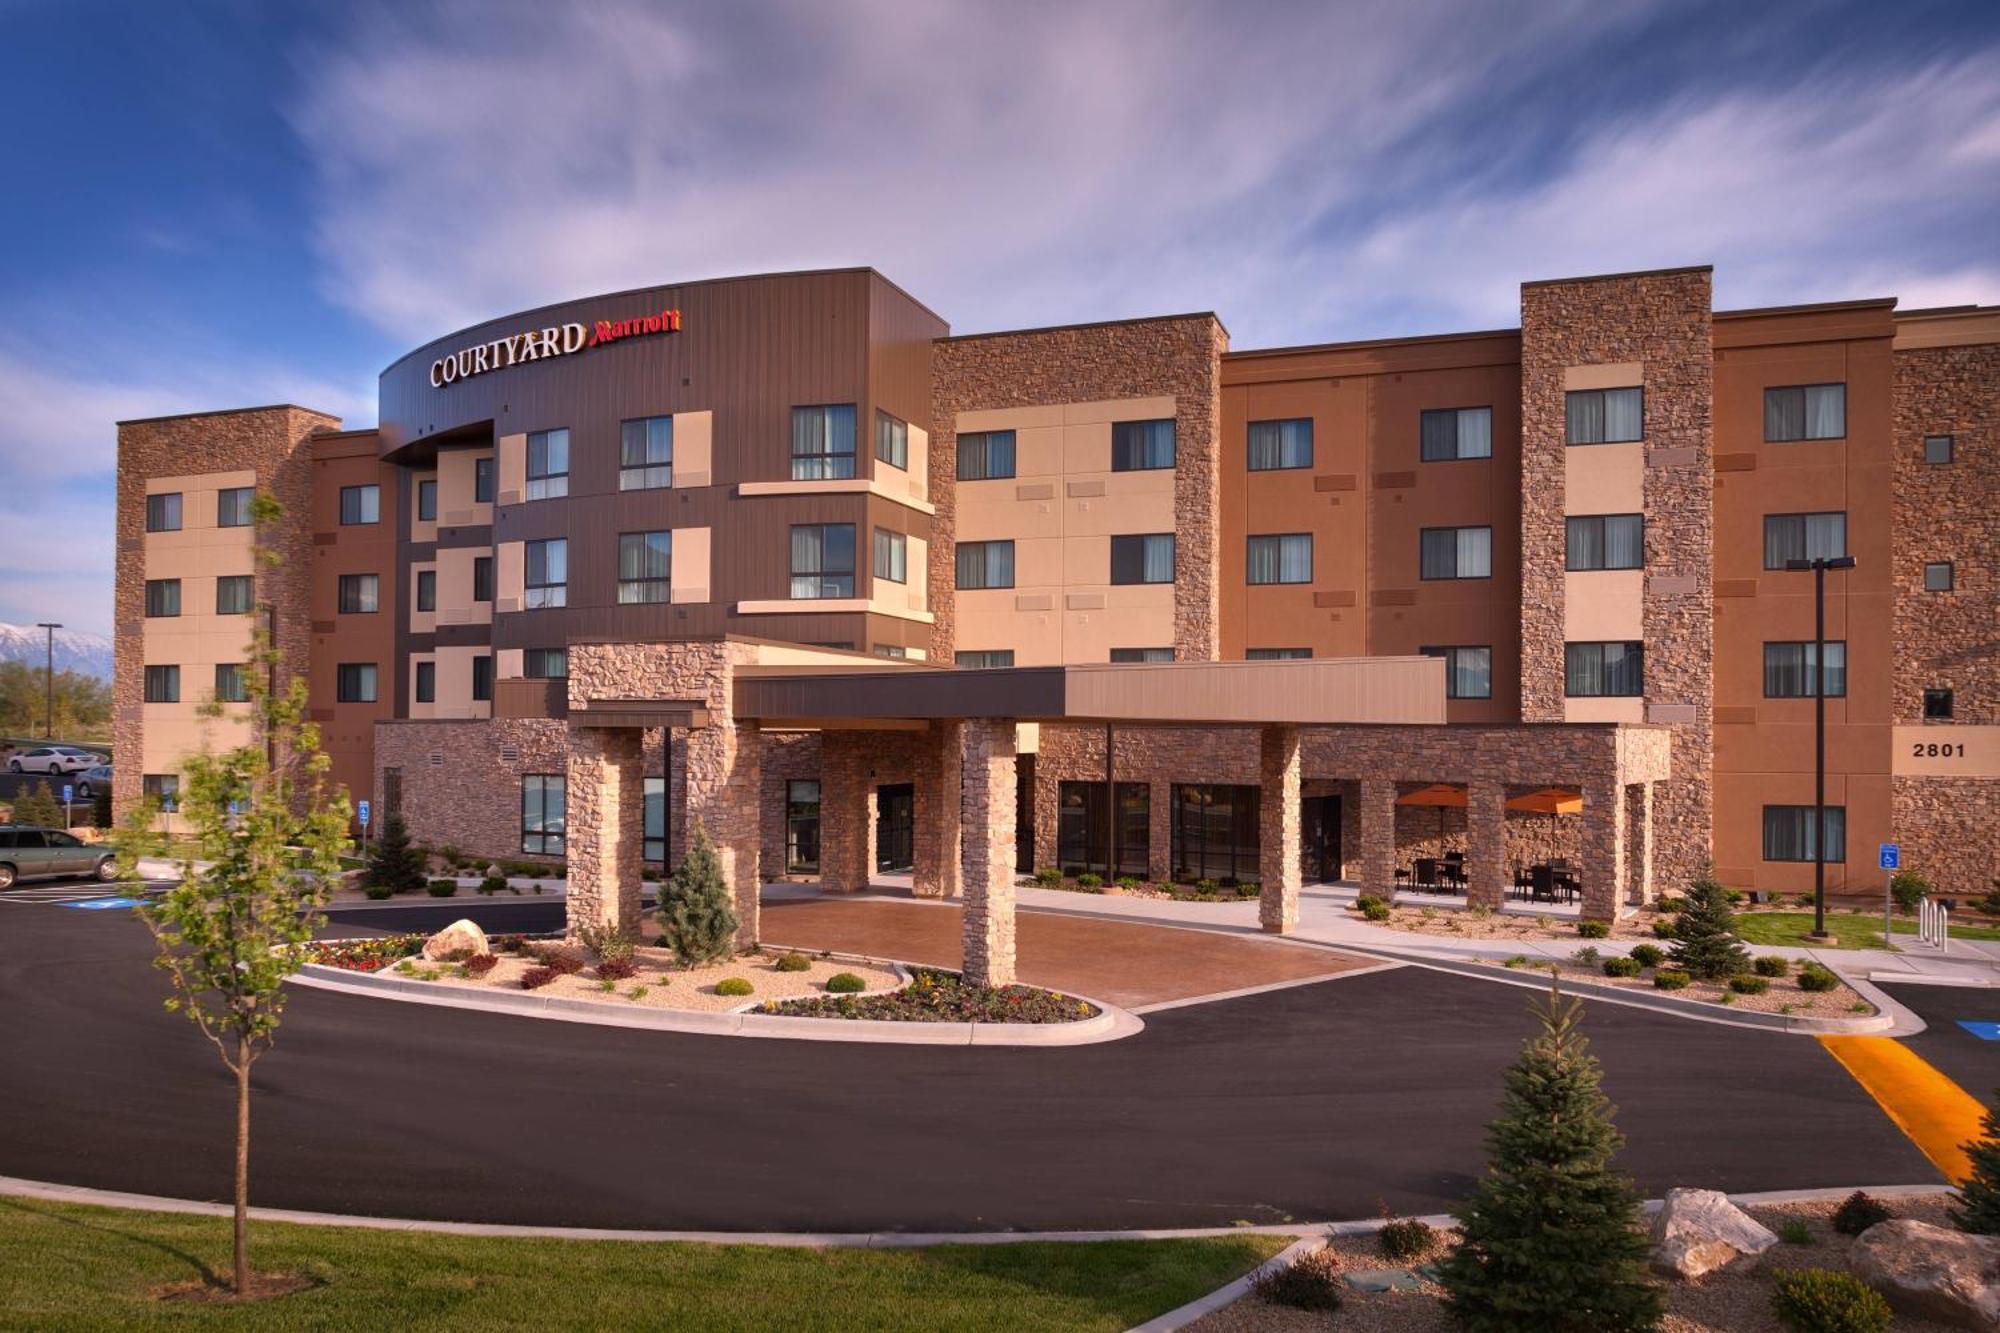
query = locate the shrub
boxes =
[363,884,393,900]
[575,922,636,966]
[714,977,754,997]
[520,966,559,990]
[596,958,637,981]
[426,879,457,897]
[655,823,739,967]
[1571,946,1602,967]
[478,874,508,896]
[1754,955,1791,977]
[1778,1218,1814,1245]
[1576,920,1610,939]
[461,953,498,978]
[1377,1216,1436,1262]
[1115,876,1142,891]
[1771,1267,1891,1333]
[1502,955,1530,969]
[1729,974,1770,995]
[1354,893,1386,913]
[1832,1190,1891,1236]
[774,952,811,973]
[1651,917,1678,939]
[1236,881,1261,898]
[1251,1247,1343,1312]
[1670,866,1751,980]
[1653,969,1691,990]
[1628,943,1664,968]
[1603,957,1641,978]
[1033,867,1063,887]
[1888,869,1930,915]
[1196,878,1218,894]
[824,972,866,993]
[1797,964,1840,993]
[1952,1086,2000,1234]
[1362,901,1391,922]
[1075,872,1102,888]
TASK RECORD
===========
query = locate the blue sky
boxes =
[2,0,1996,635]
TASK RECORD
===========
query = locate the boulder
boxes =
[1649,1187,1779,1278]
[1850,1219,2000,1329]
[421,918,492,960]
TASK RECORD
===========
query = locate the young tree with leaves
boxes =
[114,491,349,1296]
[654,821,739,966]
[365,810,426,892]
[1669,865,1750,980]
[1436,983,1662,1332]
[1953,1088,2000,1234]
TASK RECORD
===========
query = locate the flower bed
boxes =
[301,935,426,972]
[382,944,901,1013]
[1026,872,1261,903]
[763,967,1099,1023]
[1497,949,1874,1019]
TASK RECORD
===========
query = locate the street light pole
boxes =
[35,622,61,739]
[1786,555,1855,940]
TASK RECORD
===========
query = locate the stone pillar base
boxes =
[1258,725,1301,933]
[961,719,1018,988]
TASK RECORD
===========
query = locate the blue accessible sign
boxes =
[357,800,371,828]
[61,784,73,804]
[65,897,147,911]
[1878,843,1899,871]
[1959,1021,2000,1042]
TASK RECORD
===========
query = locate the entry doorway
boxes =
[876,783,914,872]
[1303,794,1342,882]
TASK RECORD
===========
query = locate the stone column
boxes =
[960,718,1018,987]
[1581,779,1626,922]
[818,730,877,894]
[1257,725,1301,933]
[565,725,645,942]
[1359,779,1398,900]
[684,719,763,950]
[914,719,963,898]
[1628,782,1655,905]
[1466,780,1507,910]
[1148,779,1172,882]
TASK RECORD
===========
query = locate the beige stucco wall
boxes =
[408,467,438,544]
[436,446,495,526]
[408,560,437,634]
[673,410,713,488]
[496,432,526,505]
[670,526,711,604]
[409,644,493,719]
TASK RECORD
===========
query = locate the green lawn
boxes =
[1735,910,2000,950]
[0,1197,1284,1331]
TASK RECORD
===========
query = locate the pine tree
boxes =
[655,822,739,966]
[1669,866,1750,981]
[1952,1088,2000,1234]
[15,778,63,828]
[365,811,426,892]
[1436,983,1663,1333]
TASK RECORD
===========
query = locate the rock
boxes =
[421,918,491,960]
[1649,1187,1779,1278]
[1342,1268,1424,1293]
[1850,1219,2000,1329]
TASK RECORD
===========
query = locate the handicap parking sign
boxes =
[357,799,371,827]
[1878,843,1899,871]
[61,784,73,804]
[1959,1021,2000,1042]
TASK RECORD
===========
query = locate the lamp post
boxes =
[1785,555,1856,939]
[35,622,61,739]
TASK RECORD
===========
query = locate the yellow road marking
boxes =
[1819,1035,1987,1184]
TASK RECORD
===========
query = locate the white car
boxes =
[8,746,101,775]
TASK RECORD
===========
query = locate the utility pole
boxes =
[35,622,61,739]
[1785,555,1856,939]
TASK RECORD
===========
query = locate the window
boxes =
[1566,514,1644,571]
[1246,533,1312,585]
[525,539,567,608]
[144,579,181,617]
[526,429,570,500]
[789,524,856,599]
[143,774,180,812]
[1924,688,1954,720]
[416,479,437,521]
[1763,642,1846,698]
[1565,642,1644,697]
[474,456,496,503]
[337,573,379,614]
[1420,526,1492,580]
[785,779,821,873]
[521,775,566,856]
[1246,648,1311,660]
[524,647,567,678]
[620,416,673,490]
[1925,434,1954,465]
[1058,780,1150,878]
[472,556,494,603]
[1925,561,1955,592]
[876,411,908,469]
[213,663,248,703]
[1420,407,1494,461]
[644,776,667,863]
[1764,384,1846,442]
[1763,805,1845,862]
[415,569,436,613]
[1421,645,1493,699]
[339,484,380,525]
[956,539,1014,590]
[791,404,857,480]
[1171,783,1260,883]
[1112,418,1175,471]
[956,650,1014,669]
[215,575,253,615]
[957,430,1015,481]
[873,528,907,584]
[873,645,910,659]
[1763,513,1847,568]
[143,665,180,703]
[1565,388,1644,444]
[1111,648,1173,663]
[336,663,378,703]
[617,531,671,604]
[146,492,182,532]
[217,486,255,527]
[471,654,493,701]
[414,660,435,704]
[1110,533,1175,584]
[1247,418,1312,470]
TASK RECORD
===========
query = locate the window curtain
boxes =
[1602,388,1642,441]
[1603,514,1643,568]
[1114,419,1176,469]
[1456,408,1493,458]
[1278,534,1311,582]
[1565,643,1601,696]
[619,531,670,581]
[1765,388,1805,442]
[1805,512,1845,561]
[1804,385,1845,439]
[792,406,856,479]
[622,417,672,467]
[957,540,1012,590]
[1143,534,1174,582]
[1420,410,1455,461]
[1453,648,1492,699]
[1456,527,1491,578]
[1247,537,1279,584]
[1603,642,1642,695]
[527,539,566,587]
[1764,644,1806,697]
[1567,517,1603,571]
[1421,529,1455,579]
[1248,419,1311,469]
[957,431,1015,480]
[1566,391,1603,444]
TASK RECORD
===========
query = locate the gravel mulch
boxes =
[1499,954,1874,1018]
[391,946,901,1012]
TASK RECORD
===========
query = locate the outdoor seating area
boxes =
[1512,860,1582,904]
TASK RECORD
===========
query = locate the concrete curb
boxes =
[1129,1234,1325,1333]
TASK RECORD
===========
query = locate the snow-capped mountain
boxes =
[0,623,114,680]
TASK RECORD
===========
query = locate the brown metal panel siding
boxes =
[736,667,1070,721]
[1060,659,1447,725]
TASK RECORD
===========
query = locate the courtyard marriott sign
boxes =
[429,308,683,387]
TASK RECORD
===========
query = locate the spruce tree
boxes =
[16,778,63,827]
[655,822,739,966]
[365,811,426,892]
[1437,983,1662,1333]
[1951,1088,2000,1234]
[1669,866,1750,981]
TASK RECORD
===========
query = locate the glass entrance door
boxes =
[876,783,914,872]
[1302,794,1342,882]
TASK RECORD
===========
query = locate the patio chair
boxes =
[1530,864,1558,903]
[1414,857,1438,891]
